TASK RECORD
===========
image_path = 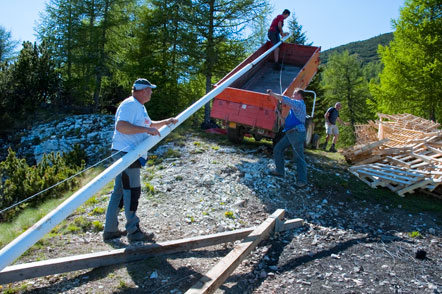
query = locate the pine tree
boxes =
[371,0,442,121]
[287,11,311,45]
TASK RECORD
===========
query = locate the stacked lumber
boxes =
[343,113,442,198]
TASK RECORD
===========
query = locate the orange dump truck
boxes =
[210,41,320,145]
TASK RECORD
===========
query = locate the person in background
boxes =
[322,102,349,152]
[267,9,291,70]
[267,88,308,188]
[103,78,178,242]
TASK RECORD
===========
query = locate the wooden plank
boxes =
[0,216,302,284]
[276,218,303,232]
[411,152,442,164]
[397,179,434,196]
[353,139,389,155]
[360,167,423,181]
[427,141,442,148]
[385,156,411,168]
[372,163,427,177]
[356,169,411,185]
[185,209,285,294]
[0,228,249,284]
[353,155,383,165]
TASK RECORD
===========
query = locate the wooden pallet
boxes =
[345,113,442,198]
[349,163,438,196]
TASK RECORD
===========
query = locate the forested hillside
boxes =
[320,32,394,65]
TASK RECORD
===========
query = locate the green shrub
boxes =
[0,147,86,222]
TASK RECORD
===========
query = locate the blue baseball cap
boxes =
[133,78,157,90]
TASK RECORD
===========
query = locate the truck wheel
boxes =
[227,126,244,144]
[305,117,314,146]
[253,134,263,142]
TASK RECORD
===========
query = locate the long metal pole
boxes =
[0,34,291,272]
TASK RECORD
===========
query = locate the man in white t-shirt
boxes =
[103,78,177,242]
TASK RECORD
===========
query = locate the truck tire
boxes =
[305,117,314,146]
[253,133,263,142]
[227,126,244,144]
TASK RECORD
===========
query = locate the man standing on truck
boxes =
[322,102,349,152]
[267,88,307,188]
[268,9,291,70]
[103,78,177,242]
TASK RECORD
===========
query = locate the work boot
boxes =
[103,229,127,241]
[128,227,155,242]
[269,169,284,179]
[329,144,337,152]
[322,143,327,151]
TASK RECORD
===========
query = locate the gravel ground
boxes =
[1,131,441,294]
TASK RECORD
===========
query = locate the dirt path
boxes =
[2,132,441,294]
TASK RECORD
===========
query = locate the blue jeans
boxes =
[104,153,141,234]
[273,130,307,184]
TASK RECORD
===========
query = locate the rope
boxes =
[0,148,129,215]
[276,44,309,168]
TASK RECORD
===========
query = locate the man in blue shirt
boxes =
[267,88,307,188]
[322,102,349,152]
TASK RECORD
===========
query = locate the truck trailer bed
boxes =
[242,61,302,94]
[210,41,320,141]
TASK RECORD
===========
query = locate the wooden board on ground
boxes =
[185,209,285,294]
[0,214,303,284]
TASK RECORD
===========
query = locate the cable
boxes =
[151,274,195,294]
[0,148,129,215]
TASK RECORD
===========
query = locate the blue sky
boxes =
[0,0,404,51]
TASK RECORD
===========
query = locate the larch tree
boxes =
[184,0,268,127]
[371,0,442,121]
[0,26,19,63]
[321,50,373,146]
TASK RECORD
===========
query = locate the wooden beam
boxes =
[185,209,285,294]
[0,215,302,284]
[353,139,389,155]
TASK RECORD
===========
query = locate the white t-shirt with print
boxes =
[111,96,151,154]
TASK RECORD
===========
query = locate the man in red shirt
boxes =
[268,9,291,70]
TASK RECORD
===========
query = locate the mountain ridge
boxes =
[319,32,394,65]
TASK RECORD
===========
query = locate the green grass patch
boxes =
[164,148,181,158]
[143,182,155,194]
[224,211,235,219]
[92,220,104,232]
[408,231,422,238]
[89,207,105,215]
